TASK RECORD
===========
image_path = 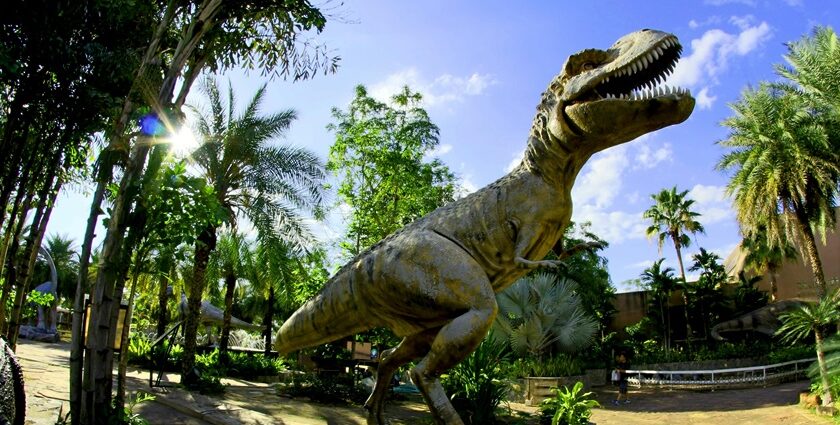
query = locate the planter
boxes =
[585,368,606,387]
[524,375,587,406]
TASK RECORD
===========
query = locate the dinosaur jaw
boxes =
[559,31,695,144]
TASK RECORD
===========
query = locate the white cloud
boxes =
[424,143,453,161]
[689,16,723,29]
[572,146,630,209]
[573,204,648,244]
[459,174,479,196]
[668,20,772,98]
[370,68,497,109]
[633,142,673,169]
[505,149,525,173]
[695,87,718,109]
[688,184,734,225]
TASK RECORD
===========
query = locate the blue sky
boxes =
[49,0,838,292]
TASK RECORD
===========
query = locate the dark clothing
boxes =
[616,359,630,394]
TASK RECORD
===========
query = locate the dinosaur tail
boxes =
[711,315,758,341]
[274,268,374,354]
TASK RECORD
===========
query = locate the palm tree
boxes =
[688,248,729,340]
[644,186,704,337]
[643,187,705,282]
[640,259,678,352]
[207,230,248,358]
[718,84,839,298]
[181,78,326,386]
[493,273,597,359]
[775,26,840,114]
[776,291,840,406]
[741,226,797,302]
[732,271,768,316]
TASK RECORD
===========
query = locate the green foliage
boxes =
[686,248,731,340]
[552,222,617,340]
[194,348,286,380]
[494,273,597,359]
[538,381,600,425]
[109,391,155,425]
[326,85,458,256]
[640,259,678,350]
[506,354,585,379]
[732,271,769,315]
[643,186,705,279]
[441,334,510,424]
[284,372,368,404]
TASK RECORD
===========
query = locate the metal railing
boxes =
[625,358,816,389]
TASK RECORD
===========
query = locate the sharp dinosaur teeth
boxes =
[651,50,659,60]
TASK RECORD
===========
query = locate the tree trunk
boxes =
[673,235,692,339]
[263,286,275,356]
[814,330,833,405]
[116,259,143,408]
[768,263,779,302]
[797,219,827,298]
[70,162,111,425]
[219,270,236,359]
[182,226,216,387]
[155,259,175,338]
[0,189,34,335]
[8,175,60,349]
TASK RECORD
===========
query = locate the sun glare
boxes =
[169,126,200,156]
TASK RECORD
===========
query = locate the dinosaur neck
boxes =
[520,134,587,189]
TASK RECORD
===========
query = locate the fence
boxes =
[625,358,816,389]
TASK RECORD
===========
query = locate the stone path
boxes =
[15,339,833,424]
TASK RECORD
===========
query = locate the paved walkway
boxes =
[15,339,833,424]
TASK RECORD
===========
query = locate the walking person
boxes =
[613,353,631,406]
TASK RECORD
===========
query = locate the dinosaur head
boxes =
[531,29,695,160]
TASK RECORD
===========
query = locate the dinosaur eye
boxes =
[582,62,596,71]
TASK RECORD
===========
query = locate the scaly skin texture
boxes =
[711,300,806,340]
[276,29,695,424]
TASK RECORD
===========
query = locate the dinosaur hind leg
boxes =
[365,328,439,425]
[411,305,497,425]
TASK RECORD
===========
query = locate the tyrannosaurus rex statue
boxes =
[276,29,695,424]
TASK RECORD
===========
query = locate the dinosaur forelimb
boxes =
[514,257,566,270]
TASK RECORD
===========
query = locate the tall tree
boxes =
[327,85,458,256]
[717,84,838,298]
[643,186,704,337]
[640,259,678,351]
[643,187,705,282]
[184,77,325,386]
[207,230,247,360]
[687,248,729,340]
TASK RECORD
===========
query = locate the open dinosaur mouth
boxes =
[574,35,690,104]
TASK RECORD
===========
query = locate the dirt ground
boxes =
[14,339,834,424]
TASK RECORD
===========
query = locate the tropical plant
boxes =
[538,381,600,425]
[687,248,730,340]
[643,186,705,282]
[494,273,597,359]
[718,84,839,298]
[33,233,79,302]
[640,259,678,351]
[181,77,326,386]
[327,85,458,256]
[441,334,510,424]
[207,230,248,358]
[741,226,797,302]
[732,271,768,316]
[775,291,840,406]
[775,26,840,115]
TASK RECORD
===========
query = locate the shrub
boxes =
[283,371,368,404]
[506,354,585,379]
[539,381,599,425]
[441,335,510,424]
